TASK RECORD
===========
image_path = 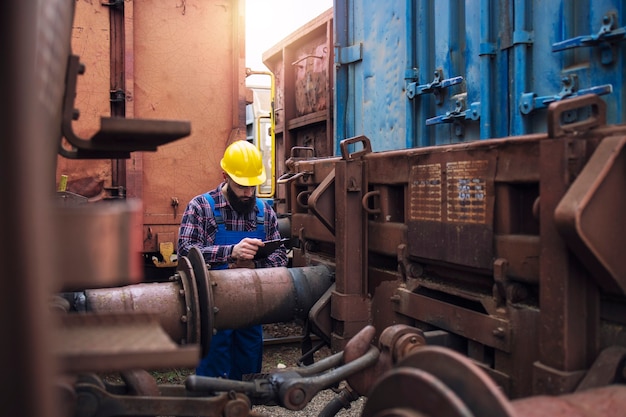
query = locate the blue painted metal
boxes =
[334,0,626,151]
[479,0,494,139]
[416,0,434,148]
[405,0,417,149]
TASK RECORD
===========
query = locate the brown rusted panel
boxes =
[494,307,541,398]
[290,213,336,244]
[395,289,512,352]
[330,291,370,321]
[491,137,542,183]
[368,222,407,257]
[286,99,626,403]
[555,135,626,295]
[56,0,112,198]
[537,138,599,381]
[365,148,413,184]
[334,158,368,294]
[512,385,626,417]
[263,9,334,213]
[56,313,199,373]
[494,235,540,283]
[134,1,246,253]
[369,274,414,340]
[406,150,497,269]
[56,1,246,255]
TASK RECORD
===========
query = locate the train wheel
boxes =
[362,346,515,417]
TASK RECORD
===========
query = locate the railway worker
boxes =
[177,140,289,380]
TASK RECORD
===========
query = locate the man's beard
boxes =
[226,184,256,214]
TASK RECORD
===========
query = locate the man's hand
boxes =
[231,237,264,260]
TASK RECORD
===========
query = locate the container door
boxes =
[57,0,246,280]
[335,0,626,150]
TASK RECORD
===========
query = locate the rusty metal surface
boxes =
[135,0,247,254]
[555,135,626,295]
[73,380,256,417]
[204,261,335,330]
[262,9,334,215]
[511,385,626,417]
[287,97,626,402]
[56,199,144,290]
[55,312,199,373]
[536,136,600,394]
[83,247,334,359]
[56,0,247,254]
[85,280,189,344]
[576,346,626,391]
[363,345,626,417]
[364,346,516,417]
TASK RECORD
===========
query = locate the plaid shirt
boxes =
[177,183,288,268]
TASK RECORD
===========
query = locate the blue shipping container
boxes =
[334,0,626,153]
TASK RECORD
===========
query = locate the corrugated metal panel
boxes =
[335,0,626,151]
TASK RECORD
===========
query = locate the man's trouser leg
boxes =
[230,325,263,380]
[196,329,232,378]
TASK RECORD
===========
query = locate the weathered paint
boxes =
[56,0,246,256]
[335,0,626,150]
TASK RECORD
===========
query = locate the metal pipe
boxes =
[83,261,334,348]
[417,0,433,147]
[405,0,417,148]
[512,0,530,135]
[208,264,334,330]
[480,0,493,139]
[84,280,190,344]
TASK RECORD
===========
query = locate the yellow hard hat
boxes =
[220,140,267,186]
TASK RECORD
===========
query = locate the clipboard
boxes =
[254,238,289,260]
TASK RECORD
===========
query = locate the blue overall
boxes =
[195,193,266,380]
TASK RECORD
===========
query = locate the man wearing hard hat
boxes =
[178,140,289,379]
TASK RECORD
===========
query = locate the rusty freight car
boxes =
[56,0,248,279]
[260,0,626,415]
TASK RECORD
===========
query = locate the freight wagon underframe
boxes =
[283,94,626,401]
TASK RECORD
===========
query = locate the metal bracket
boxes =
[101,0,124,9]
[519,74,613,115]
[335,42,363,66]
[552,12,626,64]
[407,68,464,103]
[60,54,191,159]
[512,29,534,46]
[340,135,373,161]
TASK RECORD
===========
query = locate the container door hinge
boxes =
[101,0,124,9]
[334,42,363,67]
[407,68,464,103]
[512,30,534,46]
[519,74,613,115]
[425,97,480,137]
[552,12,626,64]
